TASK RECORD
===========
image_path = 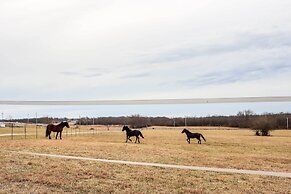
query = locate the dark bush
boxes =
[251,117,276,136]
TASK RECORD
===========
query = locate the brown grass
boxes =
[0,126,290,193]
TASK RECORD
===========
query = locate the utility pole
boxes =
[1,112,3,121]
[184,117,187,127]
[287,117,289,129]
[93,117,95,125]
[25,114,29,139]
[35,112,38,139]
[173,118,176,127]
[11,122,14,140]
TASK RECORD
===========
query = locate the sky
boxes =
[0,0,291,118]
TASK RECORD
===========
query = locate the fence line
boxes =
[0,125,103,140]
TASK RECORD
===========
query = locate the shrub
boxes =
[251,117,276,136]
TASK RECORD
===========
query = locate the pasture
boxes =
[0,126,290,193]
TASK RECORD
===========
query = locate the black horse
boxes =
[122,126,144,143]
[181,129,206,144]
[46,121,70,140]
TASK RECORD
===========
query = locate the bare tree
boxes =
[251,117,276,136]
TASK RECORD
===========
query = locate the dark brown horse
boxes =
[181,129,206,144]
[46,121,70,140]
[122,126,144,143]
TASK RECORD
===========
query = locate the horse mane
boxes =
[57,121,67,127]
[124,126,132,131]
[183,128,191,133]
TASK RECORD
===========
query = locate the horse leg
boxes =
[128,137,132,142]
[187,138,190,144]
[49,131,52,139]
[138,136,140,143]
[60,131,62,140]
[56,132,59,139]
[197,137,201,144]
[135,136,138,143]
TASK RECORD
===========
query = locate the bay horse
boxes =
[46,121,70,140]
[122,126,144,143]
[181,129,206,144]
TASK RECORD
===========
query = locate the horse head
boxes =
[122,125,128,131]
[62,121,70,128]
[181,128,188,134]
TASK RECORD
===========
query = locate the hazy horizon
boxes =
[1,102,291,119]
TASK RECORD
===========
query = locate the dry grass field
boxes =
[0,126,290,193]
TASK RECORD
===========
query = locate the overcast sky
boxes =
[0,0,291,118]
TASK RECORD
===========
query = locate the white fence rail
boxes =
[1,96,291,105]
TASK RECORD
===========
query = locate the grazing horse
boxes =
[46,121,70,140]
[181,129,206,144]
[122,126,144,143]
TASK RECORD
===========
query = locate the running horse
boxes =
[122,126,144,143]
[46,121,70,140]
[181,128,206,144]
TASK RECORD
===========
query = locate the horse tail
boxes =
[139,131,144,138]
[200,134,206,142]
[46,126,50,137]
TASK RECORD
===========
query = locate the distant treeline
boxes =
[6,110,291,130]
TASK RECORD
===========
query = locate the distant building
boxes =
[5,122,25,127]
[0,123,5,128]
[69,120,78,125]
[14,122,25,127]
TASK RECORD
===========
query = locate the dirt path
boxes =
[16,151,291,178]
